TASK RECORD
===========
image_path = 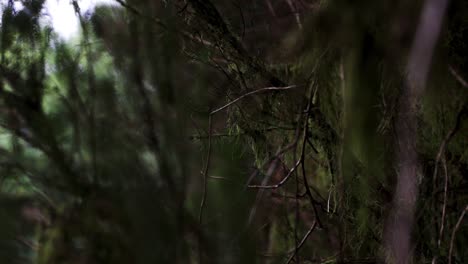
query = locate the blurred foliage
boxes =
[0,0,466,263]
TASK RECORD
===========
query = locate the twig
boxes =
[305,134,319,154]
[300,83,323,228]
[198,114,212,263]
[448,205,467,264]
[245,139,299,187]
[449,66,468,88]
[208,176,229,180]
[286,221,318,264]
[246,121,302,228]
[265,0,277,17]
[211,85,298,114]
[248,159,301,189]
[432,157,450,264]
[437,158,449,247]
[433,105,468,188]
[294,134,300,263]
[189,126,296,140]
[247,156,283,226]
[198,115,212,224]
[338,55,346,194]
[286,0,303,29]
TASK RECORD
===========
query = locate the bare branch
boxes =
[198,115,212,224]
[211,85,298,115]
[435,157,449,259]
[300,83,323,228]
[433,104,468,187]
[286,221,318,264]
[248,159,301,189]
[449,66,468,88]
[448,205,467,264]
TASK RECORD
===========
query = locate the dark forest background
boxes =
[0,0,466,263]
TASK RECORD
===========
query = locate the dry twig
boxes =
[286,221,318,264]
[448,205,467,264]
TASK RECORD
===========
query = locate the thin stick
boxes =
[432,105,467,197]
[286,221,318,264]
[300,83,323,228]
[437,158,448,247]
[432,158,449,263]
[449,66,468,88]
[244,93,303,229]
[198,114,212,263]
[199,115,212,224]
[189,126,296,140]
[448,205,467,264]
[211,85,298,114]
[248,159,301,189]
[432,112,464,187]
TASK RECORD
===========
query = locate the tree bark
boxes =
[384,0,450,263]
